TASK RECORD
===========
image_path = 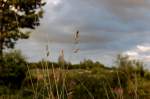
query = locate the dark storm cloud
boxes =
[33,0,150,44]
[16,0,150,65]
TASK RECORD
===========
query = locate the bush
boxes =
[69,73,114,99]
[0,50,27,89]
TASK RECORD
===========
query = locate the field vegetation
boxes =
[0,50,150,99]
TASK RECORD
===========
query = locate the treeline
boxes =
[28,59,111,70]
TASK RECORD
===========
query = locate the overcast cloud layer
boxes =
[16,0,150,66]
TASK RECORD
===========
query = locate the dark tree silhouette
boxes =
[0,0,45,61]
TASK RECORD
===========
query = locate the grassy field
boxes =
[1,51,150,99]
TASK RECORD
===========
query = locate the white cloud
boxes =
[47,0,62,6]
[124,51,138,57]
[137,45,150,52]
[143,56,150,62]
[123,44,150,63]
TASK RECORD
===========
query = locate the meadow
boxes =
[1,50,150,99]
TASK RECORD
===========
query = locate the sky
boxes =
[16,0,150,67]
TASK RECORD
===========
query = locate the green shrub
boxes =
[144,71,150,80]
[70,73,114,99]
[0,50,27,89]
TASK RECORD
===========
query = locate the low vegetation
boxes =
[0,51,150,99]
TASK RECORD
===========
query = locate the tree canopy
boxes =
[0,0,45,60]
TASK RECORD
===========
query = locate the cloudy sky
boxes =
[16,0,150,66]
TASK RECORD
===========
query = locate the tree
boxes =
[0,0,45,61]
[0,50,27,88]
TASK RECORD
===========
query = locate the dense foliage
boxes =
[0,0,45,60]
[0,50,27,89]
